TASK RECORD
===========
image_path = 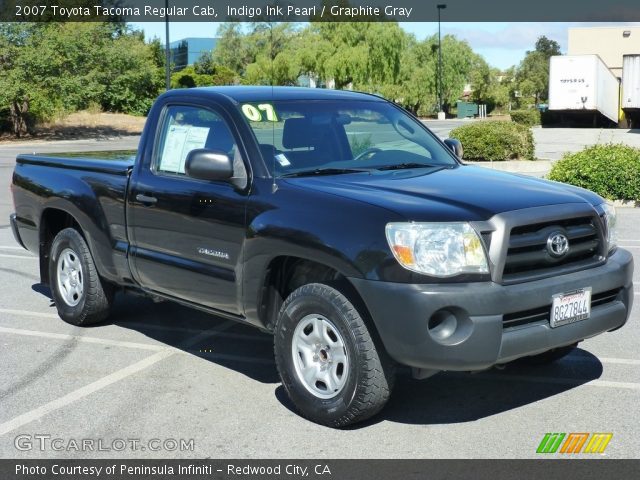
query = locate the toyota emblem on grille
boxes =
[547,232,570,257]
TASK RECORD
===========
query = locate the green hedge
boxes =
[548,144,640,201]
[449,121,535,161]
[510,109,541,127]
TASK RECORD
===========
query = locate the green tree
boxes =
[212,22,301,85]
[306,22,406,91]
[194,52,238,84]
[0,23,107,135]
[98,29,165,115]
[435,35,478,111]
[471,65,514,113]
[171,66,206,89]
[213,24,251,76]
[391,36,436,114]
[0,24,37,135]
[396,34,478,114]
[172,63,238,88]
[0,23,164,135]
[515,35,561,105]
[534,36,562,58]
[206,22,494,117]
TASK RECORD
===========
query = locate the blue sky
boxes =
[129,22,618,70]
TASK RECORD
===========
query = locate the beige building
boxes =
[568,26,640,78]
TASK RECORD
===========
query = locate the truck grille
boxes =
[502,216,603,283]
[503,288,622,329]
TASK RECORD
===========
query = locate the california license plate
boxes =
[550,288,592,328]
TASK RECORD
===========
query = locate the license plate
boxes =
[550,288,591,328]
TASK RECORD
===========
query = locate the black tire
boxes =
[274,283,395,428]
[49,228,114,326]
[520,344,578,365]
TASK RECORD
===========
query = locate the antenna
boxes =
[271,22,278,193]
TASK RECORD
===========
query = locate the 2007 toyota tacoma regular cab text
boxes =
[10,87,634,427]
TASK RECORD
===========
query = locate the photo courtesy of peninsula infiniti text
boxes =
[10,87,634,427]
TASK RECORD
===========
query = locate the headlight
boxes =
[601,203,618,252]
[385,222,489,277]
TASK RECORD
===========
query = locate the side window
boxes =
[155,105,246,183]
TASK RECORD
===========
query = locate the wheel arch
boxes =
[257,256,383,345]
[39,208,84,285]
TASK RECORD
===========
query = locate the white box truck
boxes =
[549,55,620,125]
[622,54,640,128]
[623,55,640,111]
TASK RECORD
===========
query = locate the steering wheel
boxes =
[353,147,382,161]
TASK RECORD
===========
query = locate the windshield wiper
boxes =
[280,168,371,178]
[376,162,448,171]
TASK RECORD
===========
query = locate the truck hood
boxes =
[283,165,603,222]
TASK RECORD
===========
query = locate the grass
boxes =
[0,110,146,142]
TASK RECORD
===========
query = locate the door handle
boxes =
[135,193,158,205]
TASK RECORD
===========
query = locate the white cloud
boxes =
[445,23,568,51]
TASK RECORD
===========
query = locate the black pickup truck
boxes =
[10,87,633,427]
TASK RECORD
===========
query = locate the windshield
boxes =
[239,99,458,176]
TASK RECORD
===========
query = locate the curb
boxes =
[611,200,640,208]
[466,160,552,175]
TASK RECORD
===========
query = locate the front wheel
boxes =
[274,283,395,427]
[49,228,113,326]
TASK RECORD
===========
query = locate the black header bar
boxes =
[2,459,640,480]
[1,0,640,22]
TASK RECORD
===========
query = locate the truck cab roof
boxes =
[161,86,387,103]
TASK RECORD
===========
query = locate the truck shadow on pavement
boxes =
[106,293,281,385]
[34,286,605,428]
[276,352,603,428]
[363,354,603,427]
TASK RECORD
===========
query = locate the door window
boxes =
[155,105,246,184]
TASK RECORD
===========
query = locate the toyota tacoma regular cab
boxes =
[10,87,634,427]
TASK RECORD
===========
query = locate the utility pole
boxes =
[165,0,171,91]
[437,4,447,119]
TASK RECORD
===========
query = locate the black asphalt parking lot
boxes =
[0,138,638,458]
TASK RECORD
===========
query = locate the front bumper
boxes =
[350,248,634,371]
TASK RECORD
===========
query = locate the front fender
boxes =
[241,179,401,326]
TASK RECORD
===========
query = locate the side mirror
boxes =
[185,149,233,181]
[444,138,464,159]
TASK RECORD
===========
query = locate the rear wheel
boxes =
[274,283,395,427]
[49,228,113,326]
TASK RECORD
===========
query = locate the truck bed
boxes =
[16,150,136,174]
[12,150,136,285]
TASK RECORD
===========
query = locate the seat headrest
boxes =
[282,117,327,149]
[205,121,235,154]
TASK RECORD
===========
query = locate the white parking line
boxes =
[585,379,640,390]
[469,373,640,391]
[0,326,169,352]
[0,321,234,436]
[0,308,58,319]
[0,253,36,260]
[0,309,270,341]
[568,356,640,366]
[0,245,24,250]
[0,350,175,436]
